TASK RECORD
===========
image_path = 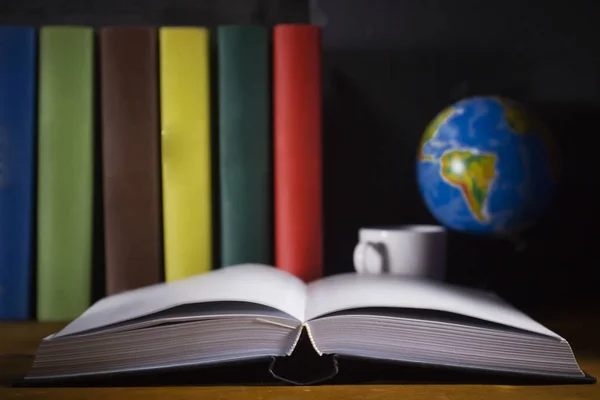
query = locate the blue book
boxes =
[0,26,36,320]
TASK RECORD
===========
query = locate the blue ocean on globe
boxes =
[417,96,558,235]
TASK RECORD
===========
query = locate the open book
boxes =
[25,264,589,384]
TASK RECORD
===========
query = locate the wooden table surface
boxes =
[1,311,599,399]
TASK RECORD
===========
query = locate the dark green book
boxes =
[218,25,271,267]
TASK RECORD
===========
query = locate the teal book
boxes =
[218,25,271,267]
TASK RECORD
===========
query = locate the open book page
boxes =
[57,264,307,337]
[305,273,561,339]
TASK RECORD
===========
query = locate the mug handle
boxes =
[353,241,384,274]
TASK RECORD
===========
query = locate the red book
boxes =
[273,24,322,282]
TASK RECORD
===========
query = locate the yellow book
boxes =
[160,27,212,281]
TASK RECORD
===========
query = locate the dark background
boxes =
[1,0,598,314]
[315,0,600,313]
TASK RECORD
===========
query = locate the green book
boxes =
[37,27,94,321]
[218,25,271,267]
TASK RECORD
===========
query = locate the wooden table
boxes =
[1,312,599,399]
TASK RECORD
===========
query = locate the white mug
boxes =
[353,225,447,280]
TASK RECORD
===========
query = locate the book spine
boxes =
[218,25,271,267]
[0,26,36,320]
[273,25,323,282]
[160,27,212,281]
[100,27,162,295]
[37,26,94,320]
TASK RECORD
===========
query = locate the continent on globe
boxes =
[439,149,497,223]
[418,106,456,161]
[499,98,560,180]
[503,102,529,135]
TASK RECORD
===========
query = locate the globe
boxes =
[416,96,558,235]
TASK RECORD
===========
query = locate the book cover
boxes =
[100,27,162,295]
[37,26,94,320]
[218,25,271,267]
[0,26,36,320]
[273,24,323,282]
[160,27,212,281]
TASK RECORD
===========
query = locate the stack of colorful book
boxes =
[0,24,322,321]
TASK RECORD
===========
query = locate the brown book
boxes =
[100,27,162,295]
